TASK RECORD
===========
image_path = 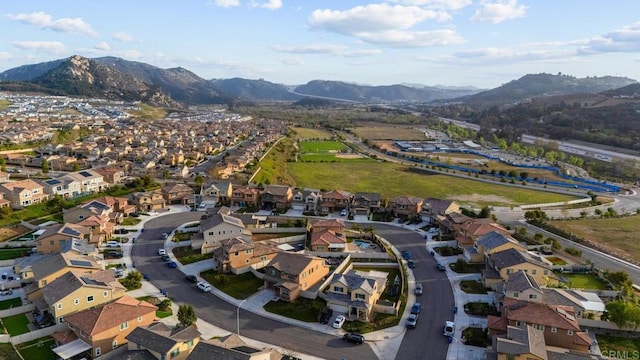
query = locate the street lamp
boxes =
[237,299,247,336]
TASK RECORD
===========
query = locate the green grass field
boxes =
[290,127,333,140]
[0,298,22,310]
[299,154,375,162]
[556,273,609,290]
[287,162,577,207]
[299,140,346,153]
[0,248,33,260]
[200,271,263,299]
[2,314,30,336]
[16,337,57,360]
[0,100,11,112]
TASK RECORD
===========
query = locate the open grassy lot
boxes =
[120,217,141,226]
[290,127,333,140]
[299,140,346,153]
[16,337,57,360]
[254,138,296,186]
[556,272,609,290]
[549,215,640,263]
[597,334,640,355]
[349,126,426,140]
[0,100,11,111]
[127,103,168,120]
[200,271,263,299]
[172,246,210,265]
[299,154,374,162]
[2,314,30,336]
[263,298,325,322]
[288,162,576,207]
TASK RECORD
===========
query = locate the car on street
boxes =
[443,321,455,337]
[185,275,198,283]
[411,303,421,315]
[436,263,447,271]
[158,248,166,256]
[401,250,412,260]
[104,251,123,259]
[340,209,347,216]
[332,315,346,329]
[161,254,171,262]
[162,233,169,239]
[106,241,120,248]
[142,273,150,281]
[197,281,212,292]
[342,333,364,344]
[414,283,423,296]
[407,260,416,269]
[167,261,177,268]
[406,313,418,328]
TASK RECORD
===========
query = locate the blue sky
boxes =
[1,1,639,88]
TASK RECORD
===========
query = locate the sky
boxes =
[1,1,639,88]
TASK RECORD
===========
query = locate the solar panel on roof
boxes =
[70,259,93,267]
[61,228,81,237]
[79,171,92,177]
[84,201,110,210]
[45,179,61,185]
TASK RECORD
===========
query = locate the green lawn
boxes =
[200,271,263,299]
[120,217,141,226]
[16,337,57,360]
[343,313,400,334]
[0,343,22,360]
[0,248,32,260]
[557,273,609,290]
[2,313,30,336]
[263,298,325,322]
[0,298,22,310]
[464,302,499,316]
[299,140,346,153]
[597,334,640,355]
[156,310,173,318]
[460,280,488,294]
[545,256,567,265]
[462,327,491,347]
[287,162,577,207]
[172,246,210,265]
[290,127,333,140]
[299,154,374,162]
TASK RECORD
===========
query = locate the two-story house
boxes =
[41,270,126,324]
[162,183,195,205]
[351,192,382,217]
[130,190,166,212]
[213,237,281,274]
[465,231,527,263]
[263,252,329,302]
[318,190,350,214]
[230,185,260,209]
[60,295,158,359]
[202,181,233,206]
[310,230,347,252]
[422,198,460,225]
[0,179,48,208]
[307,218,346,234]
[126,322,201,360]
[25,251,101,296]
[487,299,592,354]
[259,184,293,211]
[291,189,321,213]
[456,218,511,249]
[195,213,252,254]
[39,177,82,198]
[484,248,559,290]
[92,166,126,185]
[63,169,109,193]
[389,195,423,219]
[35,223,92,254]
[325,269,388,322]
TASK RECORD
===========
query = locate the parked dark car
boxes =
[161,254,171,262]
[407,260,416,269]
[342,333,365,344]
[401,250,412,260]
[104,251,123,259]
[185,275,198,283]
[319,308,333,324]
[167,261,177,268]
[436,263,446,271]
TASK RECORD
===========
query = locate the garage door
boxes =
[292,204,304,210]
[329,304,349,314]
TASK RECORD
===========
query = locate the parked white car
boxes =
[443,321,455,337]
[332,315,346,329]
[158,248,166,256]
[105,241,120,248]
[197,281,212,292]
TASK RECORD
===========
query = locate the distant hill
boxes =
[600,83,640,98]
[0,58,65,81]
[293,80,481,103]
[211,78,302,101]
[457,73,638,106]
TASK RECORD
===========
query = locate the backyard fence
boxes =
[0,303,34,319]
[10,323,67,345]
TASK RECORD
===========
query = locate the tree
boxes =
[41,159,49,174]
[72,162,80,171]
[119,271,142,291]
[177,304,197,327]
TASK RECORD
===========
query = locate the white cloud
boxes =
[424,46,576,65]
[358,29,464,47]
[259,0,283,10]
[94,41,111,51]
[121,50,143,59]
[273,44,347,55]
[6,12,98,36]
[471,0,527,24]
[0,52,12,61]
[343,49,383,57]
[391,0,472,10]
[580,22,640,53]
[279,57,305,65]
[12,41,68,55]
[113,32,135,42]
[211,0,241,7]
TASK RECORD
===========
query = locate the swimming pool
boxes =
[353,239,372,249]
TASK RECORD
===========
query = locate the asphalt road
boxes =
[362,224,454,360]
[131,211,378,360]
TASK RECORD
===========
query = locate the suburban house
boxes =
[487,299,592,354]
[88,196,136,218]
[212,237,281,274]
[291,189,321,213]
[40,177,82,198]
[259,184,293,211]
[325,269,388,322]
[0,193,9,208]
[195,213,252,254]
[93,167,126,185]
[0,170,9,183]
[318,190,350,214]
[351,192,382,217]
[0,179,48,208]
[422,198,460,223]
[389,195,423,219]
[40,270,127,324]
[495,270,545,309]
[64,199,115,224]
[63,169,109,193]
[484,248,558,290]
[262,252,330,302]
[76,215,115,246]
[201,181,232,205]
[465,231,527,263]
[456,218,511,248]
[230,185,260,209]
[162,183,195,205]
[57,295,158,359]
[25,251,100,291]
[130,190,166,212]
[307,218,346,234]
[35,223,92,254]
[125,322,201,360]
[186,338,275,360]
[310,230,347,252]
[437,212,474,238]
[489,325,548,360]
